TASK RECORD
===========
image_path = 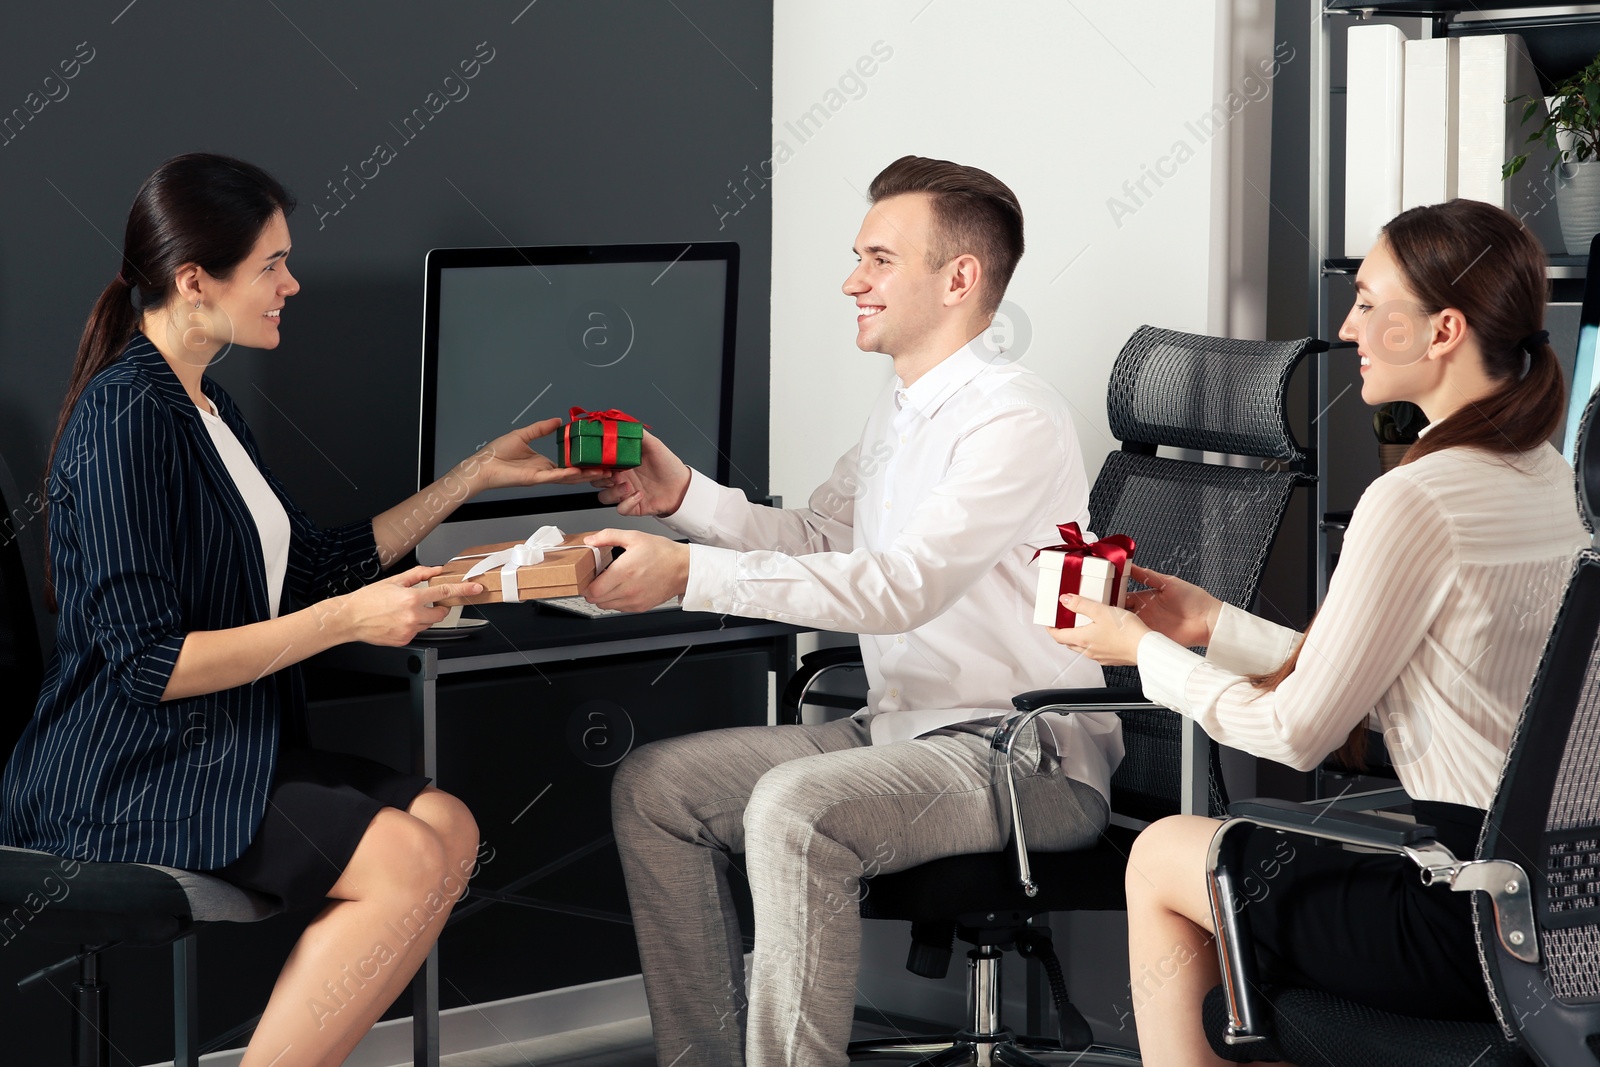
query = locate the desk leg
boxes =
[776,633,797,681]
[413,946,440,1067]
[773,633,797,722]
[408,650,441,1067]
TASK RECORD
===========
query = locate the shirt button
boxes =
[702,599,713,608]
[884,501,891,509]
[900,434,907,443]
[889,688,898,698]
[896,635,905,645]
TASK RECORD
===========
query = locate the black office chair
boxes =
[1198,388,1600,1067]
[0,448,282,1067]
[781,326,1327,1066]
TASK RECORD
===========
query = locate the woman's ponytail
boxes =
[47,273,142,481]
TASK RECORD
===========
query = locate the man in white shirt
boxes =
[585,156,1122,1067]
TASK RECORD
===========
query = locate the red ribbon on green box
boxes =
[562,407,645,468]
[1032,522,1136,628]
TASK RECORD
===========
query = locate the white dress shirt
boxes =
[663,341,1123,803]
[1137,441,1588,810]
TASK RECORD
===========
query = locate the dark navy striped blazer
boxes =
[0,334,381,869]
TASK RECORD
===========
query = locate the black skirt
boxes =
[211,747,431,912]
[1237,800,1494,1022]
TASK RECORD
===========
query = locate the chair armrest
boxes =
[1226,797,1437,850]
[1204,796,1441,1046]
[778,646,864,726]
[1207,796,1539,1048]
[990,687,1159,897]
[1013,687,1147,711]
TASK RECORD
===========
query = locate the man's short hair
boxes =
[867,155,1024,315]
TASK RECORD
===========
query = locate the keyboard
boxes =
[539,595,682,619]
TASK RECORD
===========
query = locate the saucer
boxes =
[415,616,489,641]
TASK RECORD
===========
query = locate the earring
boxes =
[194,300,201,309]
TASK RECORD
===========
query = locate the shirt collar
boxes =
[894,340,994,422]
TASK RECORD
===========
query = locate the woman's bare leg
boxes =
[1125,814,1229,1067]
[238,787,480,1067]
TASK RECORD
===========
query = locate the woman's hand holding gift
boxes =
[458,418,591,494]
[1048,594,1150,666]
[1050,564,1224,666]
[1121,564,1224,648]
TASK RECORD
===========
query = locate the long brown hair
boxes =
[44,153,295,604]
[1256,199,1564,770]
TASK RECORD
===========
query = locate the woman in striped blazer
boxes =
[1052,199,1588,1063]
[0,154,584,1067]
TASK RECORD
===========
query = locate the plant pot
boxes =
[1378,442,1411,473]
[1558,160,1600,256]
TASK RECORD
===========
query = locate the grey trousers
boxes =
[610,714,1109,1067]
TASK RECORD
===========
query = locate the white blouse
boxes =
[198,401,291,619]
[1137,442,1589,810]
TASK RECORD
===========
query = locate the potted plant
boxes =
[1506,52,1600,255]
[1374,400,1428,472]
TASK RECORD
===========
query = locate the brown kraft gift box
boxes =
[428,532,600,605]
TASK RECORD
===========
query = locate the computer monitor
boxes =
[1564,232,1600,464]
[419,242,739,520]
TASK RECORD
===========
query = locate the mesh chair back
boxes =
[1088,329,1320,822]
[1478,549,1600,1054]
[1107,326,1310,461]
[0,451,43,765]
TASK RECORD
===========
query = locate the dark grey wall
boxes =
[0,3,771,1062]
[0,0,772,607]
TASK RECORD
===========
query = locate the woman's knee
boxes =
[1126,815,1220,927]
[340,809,452,902]
[408,788,479,876]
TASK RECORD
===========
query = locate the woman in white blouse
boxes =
[1052,198,1589,1064]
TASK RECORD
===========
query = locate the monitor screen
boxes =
[419,243,739,519]
[1567,232,1600,463]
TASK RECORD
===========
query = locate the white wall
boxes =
[770,0,1282,505]
[770,0,1280,1034]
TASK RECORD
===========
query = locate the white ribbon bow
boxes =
[457,526,606,604]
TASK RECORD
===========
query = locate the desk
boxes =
[312,604,802,1067]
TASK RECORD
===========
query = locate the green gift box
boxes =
[559,407,644,468]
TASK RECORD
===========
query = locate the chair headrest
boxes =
[1107,326,1323,462]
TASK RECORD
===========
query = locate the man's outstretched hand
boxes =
[582,529,692,612]
[587,431,692,517]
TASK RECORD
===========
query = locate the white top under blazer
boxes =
[1138,439,1589,810]
[199,399,291,618]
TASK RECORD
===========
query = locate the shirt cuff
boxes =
[658,468,719,542]
[682,542,740,614]
[1205,604,1301,677]
[1136,631,1206,715]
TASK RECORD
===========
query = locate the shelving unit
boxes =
[1307,1,1600,606]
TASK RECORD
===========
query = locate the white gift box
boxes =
[1033,553,1127,627]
